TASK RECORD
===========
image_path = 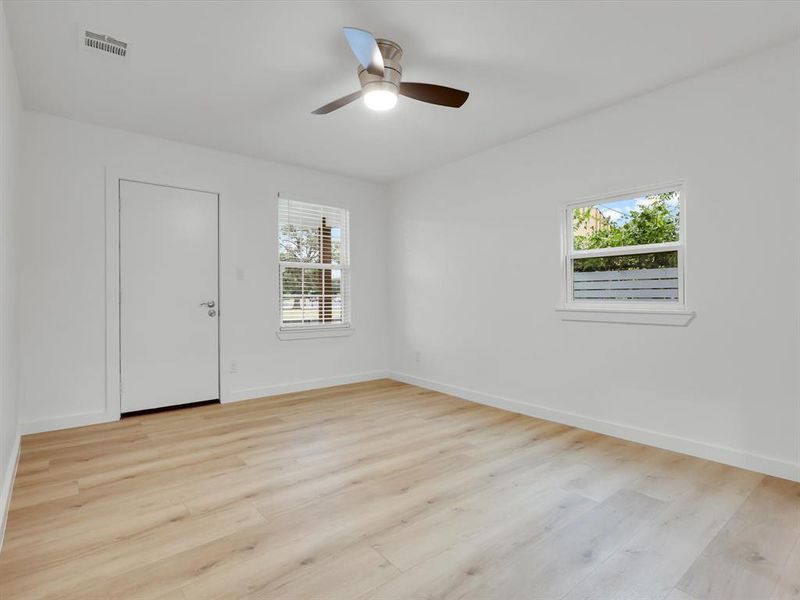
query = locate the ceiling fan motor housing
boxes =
[358,39,403,95]
[312,29,467,114]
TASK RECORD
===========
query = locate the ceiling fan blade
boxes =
[311,90,362,115]
[399,83,470,108]
[343,27,384,76]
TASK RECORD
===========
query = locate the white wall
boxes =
[18,112,389,432]
[388,42,800,481]
[0,0,22,536]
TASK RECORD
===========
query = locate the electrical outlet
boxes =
[415,351,421,363]
[230,361,239,374]
[235,268,245,281]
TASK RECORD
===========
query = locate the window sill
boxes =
[556,306,695,326]
[276,327,354,341]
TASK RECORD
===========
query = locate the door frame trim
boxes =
[105,167,223,421]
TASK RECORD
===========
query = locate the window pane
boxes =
[281,266,346,326]
[302,296,319,323]
[281,267,303,323]
[330,227,342,265]
[573,191,680,251]
[329,269,342,295]
[572,251,679,302]
[281,267,303,296]
[279,224,320,263]
[303,268,322,296]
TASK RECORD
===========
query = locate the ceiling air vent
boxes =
[82,29,128,58]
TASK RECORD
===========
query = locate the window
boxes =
[278,197,350,331]
[563,184,687,317]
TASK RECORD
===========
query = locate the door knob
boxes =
[200,300,215,308]
[208,309,217,317]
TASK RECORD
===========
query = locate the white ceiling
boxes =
[5,1,800,182]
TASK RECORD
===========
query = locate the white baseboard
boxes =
[390,371,800,483]
[0,433,21,551]
[225,370,390,403]
[18,372,392,433]
[19,410,117,435]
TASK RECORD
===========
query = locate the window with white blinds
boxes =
[278,197,350,329]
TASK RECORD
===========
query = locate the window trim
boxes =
[277,196,352,336]
[276,327,354,341]
[558,181,694,325]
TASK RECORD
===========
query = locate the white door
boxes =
[120,180,219,412]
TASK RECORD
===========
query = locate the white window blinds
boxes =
[278,197,350,329]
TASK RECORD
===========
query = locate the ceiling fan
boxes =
[312,27,470,114]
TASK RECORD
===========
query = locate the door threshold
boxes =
[122,399,220,418]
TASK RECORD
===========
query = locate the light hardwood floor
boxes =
[1,379,798,599]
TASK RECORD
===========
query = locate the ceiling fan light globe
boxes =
[363,89,398,111]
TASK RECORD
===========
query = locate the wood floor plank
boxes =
[677,476,800,600]
[0,379,796,600]
[627,451,735,502]
[14,458,49,476]
[153,591,188,600]
[368,458,594,571]
[666,588,701,600]
[358,487,598,599]
[240,543,399,600]
[461,488,666,599]
[0,504,264,599]
[562,462,763,600]
[774,536,800,599]
[14,447,161,489]
[7,479,79,511]
[2,497,190,558]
